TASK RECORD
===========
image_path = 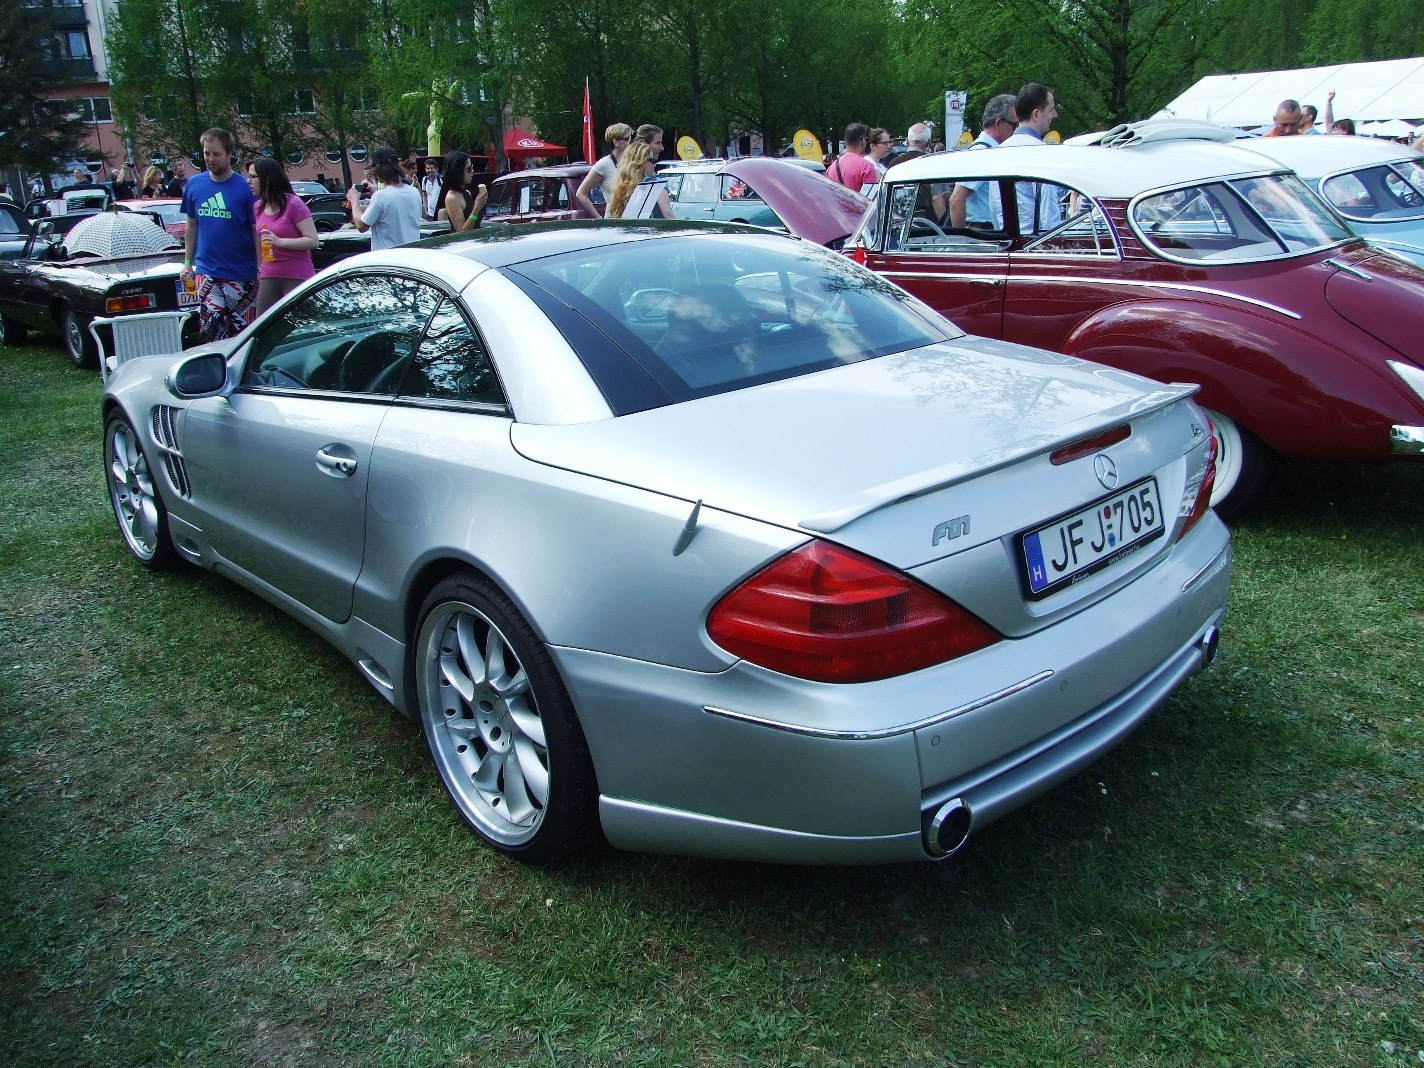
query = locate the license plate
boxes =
[1020,477,1164,599]
[176,279,199,307]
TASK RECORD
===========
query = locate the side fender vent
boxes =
[150,404,192,500]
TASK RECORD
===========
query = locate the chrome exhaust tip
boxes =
[1200,625,1220,668]
[925,797,972,859]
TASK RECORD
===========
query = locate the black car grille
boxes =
[150,404,191,499]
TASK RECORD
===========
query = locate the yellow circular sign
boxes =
[1044,129,1062,145]
[956,130,974,147]
[792,129,824,163]
[677,136,703,161]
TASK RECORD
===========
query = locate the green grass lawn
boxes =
[2,340,1421,1067]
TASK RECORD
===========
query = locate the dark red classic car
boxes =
[846,129,1424,513]
[483,164,599,225]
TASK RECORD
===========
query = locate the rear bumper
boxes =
[556,521,1232,865]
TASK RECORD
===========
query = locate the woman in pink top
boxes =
[247,158,319,315]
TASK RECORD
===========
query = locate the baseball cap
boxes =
[371,146,399,165]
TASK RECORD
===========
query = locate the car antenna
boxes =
[672,499,702,556]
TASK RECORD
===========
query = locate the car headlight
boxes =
[1388,359,1424,403]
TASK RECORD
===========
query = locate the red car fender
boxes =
[1057,297,1422,463]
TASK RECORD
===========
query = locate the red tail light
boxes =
[707,540,1001,683]
[1177,431,1217,539]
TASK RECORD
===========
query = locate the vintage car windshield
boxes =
[1320,159,1424,223]
[508,234,956,410]
[1133,174,1352,263]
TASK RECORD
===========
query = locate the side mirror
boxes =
[166,351,230,398]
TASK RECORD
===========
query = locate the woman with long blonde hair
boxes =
[606,142,673,220]
[140,165,163,198]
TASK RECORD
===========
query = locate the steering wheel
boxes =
[337,331,403,392]
[909,217,946,237]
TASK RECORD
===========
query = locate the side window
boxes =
[1011,180,1069,236]
[721,176,762,203]
[241,274,441,394]
[680,174,717,204]
[483,182,512,218]
[551,179,570,210]
[885,181,1010,253]
[401,298,503,406]
[1023,192,1117,256]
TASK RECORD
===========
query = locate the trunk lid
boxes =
[720,157,869,247]
[511,338,1203,619]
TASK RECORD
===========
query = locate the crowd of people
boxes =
[13,87,1421,348]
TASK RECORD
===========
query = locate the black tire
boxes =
[1,312,26,347]
[62,305,97,369]
[1204,408,1273,521]
[104,413,179,570]
[414,572,601,866]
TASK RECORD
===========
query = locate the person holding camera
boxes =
[346,147,423,250]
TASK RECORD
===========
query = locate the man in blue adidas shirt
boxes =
[181,128,258,342]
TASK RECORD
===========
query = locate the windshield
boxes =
[507,233,956,413]
[1132,174,1353,263]
[1320,159,1424,223]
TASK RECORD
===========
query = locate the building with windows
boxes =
[29,0,122,176]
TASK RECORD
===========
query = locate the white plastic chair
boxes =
[90,310,192,383]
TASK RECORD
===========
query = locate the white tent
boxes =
[1153,57,1424,129]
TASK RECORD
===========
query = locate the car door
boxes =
[180,271,443,622]
[1002,186,1126,353]
[860,178,1011,338]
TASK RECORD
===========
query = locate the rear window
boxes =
[1320,159,1424,223]
[507,233,955,412]
[1132,174,1352,263]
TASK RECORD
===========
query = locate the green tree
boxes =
[0,1,95,188]
[107,0,224,162]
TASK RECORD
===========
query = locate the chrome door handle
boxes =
[969,278,1004,288]
[315,449,356,476]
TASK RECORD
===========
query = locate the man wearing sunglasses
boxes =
[946,94,1019,229]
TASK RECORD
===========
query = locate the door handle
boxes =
[315,448,356,476]
[969,278,1004,288]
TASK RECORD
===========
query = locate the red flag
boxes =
[582,78,596,164]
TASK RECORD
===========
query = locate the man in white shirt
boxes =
[419,158,443,220]
[1000,83,1063,233]
[347,147,424,250]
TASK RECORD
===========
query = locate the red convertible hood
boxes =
[720,158,869,246]
[1323,249,1424,358]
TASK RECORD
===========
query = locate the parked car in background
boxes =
[0,218,190,365]
[660,159,782,228]
[291,180,332,198]
[1,202,29,261]
[657,158,868,247]
[302,193,352,233]
[483,163,598,224]
[112,198,186,241]
[1238,134,1424,268]
[847,130,1424,514]
[101,221,1228,866]
[311,218,452,271]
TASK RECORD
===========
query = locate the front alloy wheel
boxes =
[415,574,598,865]
[105,414,177,569]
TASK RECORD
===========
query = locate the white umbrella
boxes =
[64,211,181,258]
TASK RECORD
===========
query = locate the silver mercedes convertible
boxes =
[102,220,1231,866]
